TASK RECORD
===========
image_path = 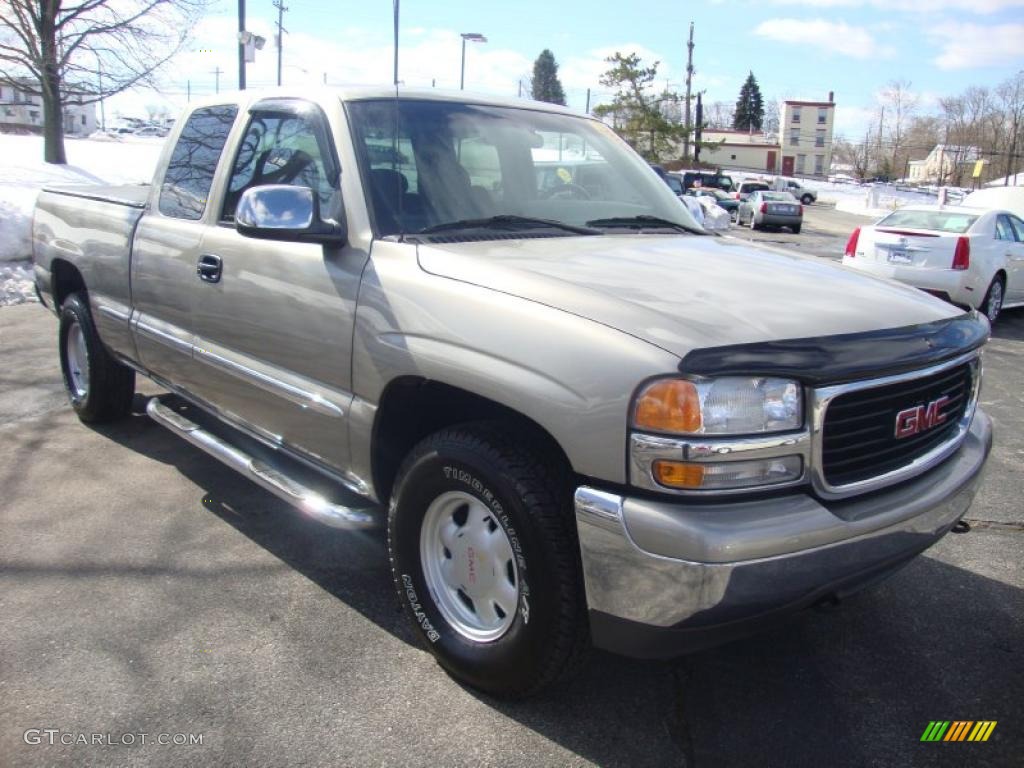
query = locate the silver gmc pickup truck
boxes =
[33,87,993,697]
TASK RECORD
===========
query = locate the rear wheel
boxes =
[791,224,802,234]
[387,423,588,698]
[750,216,759,231]
[980,277,1004,325]
[58,293,135,423]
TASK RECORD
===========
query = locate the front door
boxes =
[782,155,794,176]
[188,100,368,474]
[766,151,776,172]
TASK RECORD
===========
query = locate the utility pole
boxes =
[876,105,885,154]
[585,87,591,114]
[237,0,246,90]
[273,0,288,87]
[694,92,703,163]
[683,22,695,162]
[187,80,191,102]
[212,66,222,94]
[518,79,522,98]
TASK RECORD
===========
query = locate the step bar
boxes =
[146,398,378,530]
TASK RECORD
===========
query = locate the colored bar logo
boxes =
[920,721,997,742]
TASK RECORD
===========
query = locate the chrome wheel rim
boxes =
[987,282,1002,323]
[420,490,519,642]
[66,320,89,398]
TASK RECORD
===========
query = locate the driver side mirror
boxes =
[235,185,346,246]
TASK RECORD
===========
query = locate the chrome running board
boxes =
[146,397,378,530]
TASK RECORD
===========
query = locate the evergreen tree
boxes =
[592,52,688,162]
[733,71,765,131]
[531,49,567,105]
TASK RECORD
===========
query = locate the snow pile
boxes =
[0,133,162,262]
[0,260,36,306]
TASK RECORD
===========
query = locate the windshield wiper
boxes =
[418,214,601,236]
[585,215,704,235]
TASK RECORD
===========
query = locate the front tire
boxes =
[388,423,588,698]
[980,277,1004,325]
[801,194,813,205]
[58,293,135,423]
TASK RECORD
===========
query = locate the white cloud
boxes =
[927,22,1024,70]
[753,19,894,59]
[767,0,1024,12]
[107,17,535,117]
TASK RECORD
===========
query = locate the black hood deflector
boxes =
[679,311,989,386]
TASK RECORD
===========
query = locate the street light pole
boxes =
[459,33,486,90]
[237,0,246,90]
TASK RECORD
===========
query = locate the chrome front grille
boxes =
[811,353,981,498]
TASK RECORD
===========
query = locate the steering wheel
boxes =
[541,182,591,200]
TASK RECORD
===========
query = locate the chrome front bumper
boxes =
[575,409,992,659]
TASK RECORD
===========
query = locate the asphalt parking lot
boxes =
[726,202,869,260]
[2,295,1022,767]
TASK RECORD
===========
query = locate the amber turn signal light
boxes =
[652,460,706,489]
[634,379,702,433]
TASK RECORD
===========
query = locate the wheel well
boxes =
[51,259,86,308]
[371,377,572,503]
[994,270,1007,287]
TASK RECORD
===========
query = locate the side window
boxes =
[994,214,1018,242]
[1009,215,1024,242]
[222,112,336,221]
[159,105,238,220]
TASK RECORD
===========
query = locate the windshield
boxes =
[346,99,700,237]
[878,209,978,233]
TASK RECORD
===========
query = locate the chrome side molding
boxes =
[146,398,378,529]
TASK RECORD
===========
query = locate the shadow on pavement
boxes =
[83,394,1023,768]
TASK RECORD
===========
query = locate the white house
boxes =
[907,144,981,185]
[0,79,97,136]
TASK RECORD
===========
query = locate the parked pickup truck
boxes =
[33,87,992,698]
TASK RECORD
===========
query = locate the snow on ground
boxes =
[0,260,36,306]
[0,133,162,304]
[0,133,163,262]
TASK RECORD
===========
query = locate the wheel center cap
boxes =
[454,544,493,597]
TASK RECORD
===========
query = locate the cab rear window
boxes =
[878,210,977,233]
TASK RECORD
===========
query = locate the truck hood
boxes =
[416,234,962,359]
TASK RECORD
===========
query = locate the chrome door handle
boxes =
[197,254,223,283]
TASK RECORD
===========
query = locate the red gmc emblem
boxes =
[894,396,951,439]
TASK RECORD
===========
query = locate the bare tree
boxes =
[880,79,918,178]
[0,0,206,163]
[996,70,1024,184]
[704,100,734,130]
[834,133,872,180]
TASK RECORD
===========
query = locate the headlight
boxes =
[633,377,802,435]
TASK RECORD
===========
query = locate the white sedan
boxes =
[842,205,1024,324]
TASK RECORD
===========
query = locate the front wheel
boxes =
[801,194,814,205]
[387,423,588,698]
[980,277,1004,325]
[58,292,135,423]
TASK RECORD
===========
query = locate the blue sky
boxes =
[114,0,1024,138]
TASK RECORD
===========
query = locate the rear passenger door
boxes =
[131,105,238,389]
[188,98,369,476]
[1005,214,1024,302]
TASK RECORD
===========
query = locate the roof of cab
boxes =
[185,85,585,117]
